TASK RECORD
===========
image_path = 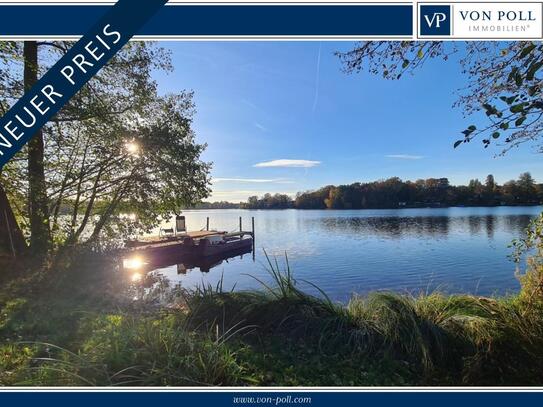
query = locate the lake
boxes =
[144,206,542,302]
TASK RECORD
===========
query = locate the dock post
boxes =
[206,217,209,231]
[251,216,255,260]
[239,216,242,233]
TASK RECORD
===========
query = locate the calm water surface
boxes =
[145,207,541,302]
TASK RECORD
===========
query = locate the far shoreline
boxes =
[185,204,543,211]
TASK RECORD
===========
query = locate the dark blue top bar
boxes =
[0,4,413,37]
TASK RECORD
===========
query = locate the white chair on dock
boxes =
[175,215,187,236]
[158,215,186,238]
[159,227,174,238]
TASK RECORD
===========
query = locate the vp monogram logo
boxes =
[424,12,448,28]
[420,4,451,36]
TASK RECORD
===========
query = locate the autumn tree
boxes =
[290,174,540,209]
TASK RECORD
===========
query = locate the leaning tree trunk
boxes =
[24,41,50,258]
[0,183,27,257]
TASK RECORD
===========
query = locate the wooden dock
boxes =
[121,216,255,270]
[125,230,228,248]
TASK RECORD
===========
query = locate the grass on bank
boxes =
[1,251,543,386]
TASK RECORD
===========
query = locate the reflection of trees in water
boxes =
[468,216,482,236]
[484,215,494,239]
[501,215,533,237]
[318,217,450,239]
[316,215,534,239]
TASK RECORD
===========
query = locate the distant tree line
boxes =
[294,173,541,209]
[200,172,543,210]
[241,193,294,209]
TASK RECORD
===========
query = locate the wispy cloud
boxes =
[385,154,424,160]
[253,159,321,168]
[254,122,268,132]
[213,177,294,184]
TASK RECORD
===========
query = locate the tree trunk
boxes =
[0,183,27,257]
[24,41,50,257]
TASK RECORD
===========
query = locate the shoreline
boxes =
[1,253,542,386]
[187,204,543,211]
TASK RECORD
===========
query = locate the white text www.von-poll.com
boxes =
[232,395,312,405]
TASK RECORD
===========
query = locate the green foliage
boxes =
[1,318,244,386]
[0,42,211,252]
[2,249,543,386]
[337,41,543,154]
[241,193,294,209]
[293,173,540,209]
[235,337,412,386]
[511,213,543,313]
[182,254,543,384]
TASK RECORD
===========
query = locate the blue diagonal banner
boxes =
[0,0,168,168]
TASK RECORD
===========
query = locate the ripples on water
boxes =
[134,207,541,302]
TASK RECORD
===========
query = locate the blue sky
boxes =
[154,41,543,202]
